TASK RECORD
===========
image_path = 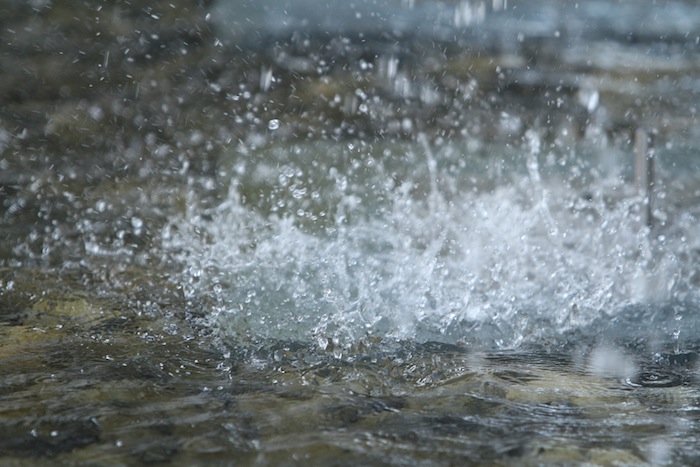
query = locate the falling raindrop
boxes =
[260,67,273,92]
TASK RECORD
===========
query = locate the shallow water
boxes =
[2,327,700,465]
[2,0,700,464]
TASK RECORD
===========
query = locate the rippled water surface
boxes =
[2,0,700,464]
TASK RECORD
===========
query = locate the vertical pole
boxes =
[634,127,655,229]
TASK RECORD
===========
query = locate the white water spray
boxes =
[168,137,695,349]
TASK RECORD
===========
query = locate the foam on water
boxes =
[167,135,700,349]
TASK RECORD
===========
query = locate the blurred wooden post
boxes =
[634,127,655,229]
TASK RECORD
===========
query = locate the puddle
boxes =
[2,0,700,464]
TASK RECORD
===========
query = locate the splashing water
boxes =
[167,134,699,349]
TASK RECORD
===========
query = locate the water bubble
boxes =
[292,187,307,199]
[268,119,280,131]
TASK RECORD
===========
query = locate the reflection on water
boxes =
[2,0,700,464]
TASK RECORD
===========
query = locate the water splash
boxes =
[167,136,697,349]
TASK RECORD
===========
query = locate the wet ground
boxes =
[2,0,700,464]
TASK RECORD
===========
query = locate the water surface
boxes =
[2,0,700,464]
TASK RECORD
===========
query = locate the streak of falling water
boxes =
[260,67,273,92]
[493,0,507,10]
[454,1,486,27]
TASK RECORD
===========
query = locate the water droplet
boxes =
[131,216,144,231]
[268,119,280,131]
[577,87,600,113]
